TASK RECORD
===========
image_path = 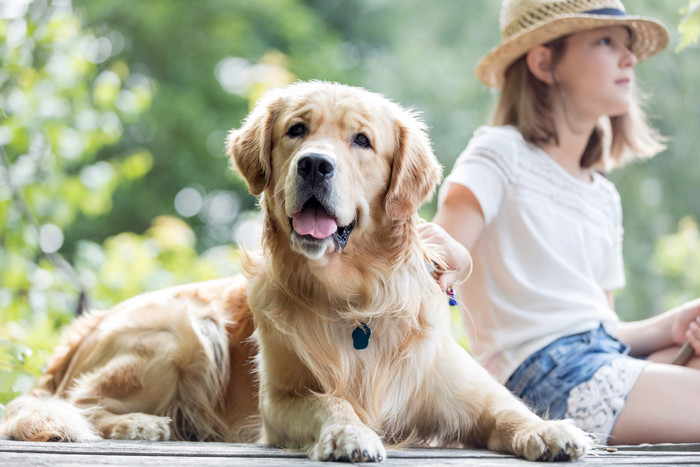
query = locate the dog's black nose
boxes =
[297,153,335,182]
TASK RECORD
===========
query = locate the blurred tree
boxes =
[70,0,361,252]
[652,216,700,308]
[677,0,700,50]
[0,0,156,404]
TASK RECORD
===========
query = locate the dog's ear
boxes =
[226,93,281,196]
[385,111,442,220]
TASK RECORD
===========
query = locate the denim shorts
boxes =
[505,326,648,442]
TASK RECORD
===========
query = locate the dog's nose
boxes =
[297,153,335,182]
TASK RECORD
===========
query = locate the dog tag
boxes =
[352,323,371,350]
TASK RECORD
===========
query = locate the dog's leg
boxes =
[477,386,591,461]
[256,334,386,463]
[261,391,386,463]
[437,344,592,461]
[0,393,170,442]
[0,392,100,442]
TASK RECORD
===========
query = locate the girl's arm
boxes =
[433,183,486,252]
[614,298,700,357]
[425,183,486,289]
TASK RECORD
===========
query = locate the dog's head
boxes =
[227,81,441,260]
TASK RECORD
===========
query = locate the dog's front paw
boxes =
[103,413,171,441]
[514,419,591,462]
[309,423,386,463]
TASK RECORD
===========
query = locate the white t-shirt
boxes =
[440,125,624,384]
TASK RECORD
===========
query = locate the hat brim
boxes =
[476,14,669,89]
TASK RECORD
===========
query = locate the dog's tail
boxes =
[0,389,100,441]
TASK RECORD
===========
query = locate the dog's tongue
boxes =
[293,205,338,239]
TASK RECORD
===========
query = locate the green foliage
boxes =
[677,1,700,51]
[70,0,353,251]
[0,1,158,405]
[74,215,242,311]
[652,217,700,308]
[0,315,65,410]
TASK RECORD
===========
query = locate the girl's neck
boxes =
[538,106,597,182]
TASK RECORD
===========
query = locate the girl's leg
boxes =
[609,362,700,444]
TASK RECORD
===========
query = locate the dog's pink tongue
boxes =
[293,206,338,239]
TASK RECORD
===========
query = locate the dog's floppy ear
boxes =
[226,92,281,196]
[385,111,442,220]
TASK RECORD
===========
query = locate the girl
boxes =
[433,0,700,445]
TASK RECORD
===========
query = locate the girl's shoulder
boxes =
[463,125,529,172]
[591,172,622,206]
[470,125,525,149]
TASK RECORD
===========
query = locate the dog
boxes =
[1,81,591,462]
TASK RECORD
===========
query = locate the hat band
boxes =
[584,8,627,17]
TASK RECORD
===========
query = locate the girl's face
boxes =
[553,26,637,123]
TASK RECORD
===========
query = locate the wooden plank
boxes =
[0,439,519,460]
[0,440,527,466]
[0,438,516,458]
[615,443,700,452]
[1,453,299,467]
[2,438,700,465]
[0,439,298,458]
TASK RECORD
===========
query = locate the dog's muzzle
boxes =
[289,153,356,257]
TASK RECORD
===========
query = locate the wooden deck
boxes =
[2,438,700,465]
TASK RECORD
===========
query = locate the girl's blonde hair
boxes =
[490,35,666,170]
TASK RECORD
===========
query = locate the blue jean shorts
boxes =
[505,326,648,442]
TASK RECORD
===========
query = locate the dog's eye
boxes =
[286,123,307,138]
[353,133,372,149]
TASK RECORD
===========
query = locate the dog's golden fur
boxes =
[1,82,590,462]
[1,278,257,443]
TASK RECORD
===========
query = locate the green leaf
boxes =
[677,0,700,52]
[121,150,153,180]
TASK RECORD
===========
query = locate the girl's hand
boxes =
[670,298,700,354]
[418,222,471,290]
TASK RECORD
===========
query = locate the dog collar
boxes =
[352,323,371,350]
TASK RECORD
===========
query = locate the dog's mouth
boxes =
[291,198,338,239]
[290,198,356,253]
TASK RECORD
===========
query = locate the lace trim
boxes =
[564,358,647,443]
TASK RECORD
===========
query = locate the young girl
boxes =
[433,0,700,445]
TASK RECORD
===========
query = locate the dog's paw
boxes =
[309,423,386,463]
[103,413,171,441]
[513,419,591,462]
[0,396,100,442]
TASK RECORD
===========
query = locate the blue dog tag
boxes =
[352,323,371,350]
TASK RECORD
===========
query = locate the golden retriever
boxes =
[1,81,591,462]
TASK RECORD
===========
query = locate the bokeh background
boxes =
[1,0,699,408]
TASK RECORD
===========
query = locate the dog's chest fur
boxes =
[247,248,447,432]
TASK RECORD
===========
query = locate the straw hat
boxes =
[476,0,669,89]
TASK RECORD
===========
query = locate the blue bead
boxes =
[449,298,458,306]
